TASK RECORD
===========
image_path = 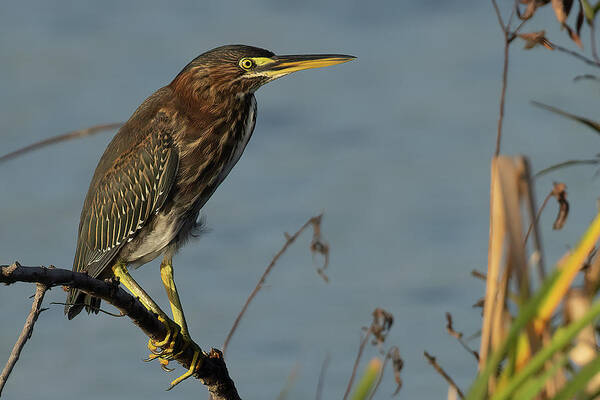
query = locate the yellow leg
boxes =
[160,256,203,389]
[112,262,178,360]
[112,260,201,389]
[112,261,165,317]
[160,257,189,337]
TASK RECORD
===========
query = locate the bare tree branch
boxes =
[0,262,241,400]
[222,214,329,356]
[0,283,47,396]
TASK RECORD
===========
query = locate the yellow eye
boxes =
[239,58,255,71]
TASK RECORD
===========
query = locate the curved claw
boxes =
[147,340,164,356]
[144,350,176,367]
[160,358,175,372]
[144,353,161,362]
[146,317,180,362]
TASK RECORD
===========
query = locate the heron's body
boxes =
[105,91,253,264]
[66,56,259,318]
[112,91,256,266]
[64,44,353,388]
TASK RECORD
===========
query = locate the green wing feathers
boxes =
[66,127,178,318]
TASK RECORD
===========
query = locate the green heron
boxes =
[64,44,354,388]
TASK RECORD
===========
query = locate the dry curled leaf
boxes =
[388,347,403,396]
[445,312,462,340]
[551,182,569,230]
[565,23,583,48]
[552,0,574,24]
[309,215,330,282]
[472,298,485,308]
[371,308,394,346]
[518,31,554,49]
[517,0,546,20]
[550,0,583,47]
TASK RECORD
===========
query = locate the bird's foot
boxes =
[143,315,203,389]
[144,315,179,367]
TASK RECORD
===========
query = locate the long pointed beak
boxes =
[258,54,355,78]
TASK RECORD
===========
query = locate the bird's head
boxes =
[170,45,355,102]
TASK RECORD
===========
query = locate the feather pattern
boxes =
[66,94,179,317]
[76,131,178,279]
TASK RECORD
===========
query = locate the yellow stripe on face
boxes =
[250,57,276,67]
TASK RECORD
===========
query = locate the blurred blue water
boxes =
[2,1,600,399]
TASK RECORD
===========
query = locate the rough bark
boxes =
[1,262,241,400]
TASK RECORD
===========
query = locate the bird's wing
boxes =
[73,127,179,279]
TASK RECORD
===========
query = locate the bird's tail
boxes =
[65,289,101,319]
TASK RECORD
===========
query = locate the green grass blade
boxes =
[466,268,561,400]
[350,358,382,400]
[489,300,600,400]
[468,212,600,399]
[512,354,568,400]
[553,355,600,400]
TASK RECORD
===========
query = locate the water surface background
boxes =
[2,1,600,399]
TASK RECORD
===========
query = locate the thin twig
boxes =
[492,0,510,156]
[471,270,487,281]
[445,313,479,362]
[275,364,300,400]
[315,354,330,400]
[423,351,465,399]
[490,0,524,156]
[521,161,547,281]
[342,308,394,399]
[531,100,600,132]
[343,326,372,400]
[496,27,510,156]
[524,191,552,244]
[0,283,47,396]
[512,18,528,36]
[368,347,403,400]
[491,0,505,30]
[550,42,600,68]
[222,214,328,356]
[535,158,600,177]
[49,301,125,317]
[0,123,123,165]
